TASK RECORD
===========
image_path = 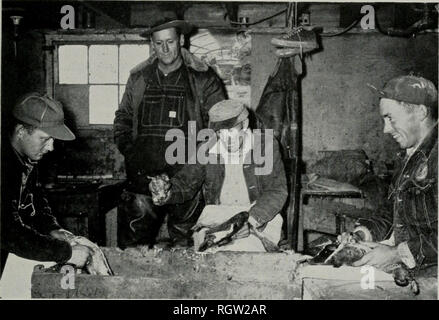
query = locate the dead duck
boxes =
[309,239,419,295]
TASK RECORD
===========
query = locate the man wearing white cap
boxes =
[149,100,288,252]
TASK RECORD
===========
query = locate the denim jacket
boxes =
[390,124,438,267]
[166,131,288,225]
[359,124,438,269]
[1,141,72,278]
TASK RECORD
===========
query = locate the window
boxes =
[47,30,251,127]
[51,35,149,126]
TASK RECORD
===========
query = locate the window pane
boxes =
[89,85,118,124]
[119,44,149,84]
[58,45,88,84]
[119,85,126,103]
[89,45,118,84]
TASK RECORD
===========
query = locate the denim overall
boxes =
[118,64,203,248]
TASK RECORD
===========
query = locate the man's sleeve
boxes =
[1,207,72,263]
[396,200,437,269]
[402,152,438,268]
[114,74,135,156]
[249,136,288,226]
[377,232,417,269]
[354,193,393,242]
[30,186,63,235]
[200,68,227,126]
[167,164,206,205]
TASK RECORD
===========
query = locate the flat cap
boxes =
[208,100,249,131]
[13,92,75,141]
[368,75,437,109]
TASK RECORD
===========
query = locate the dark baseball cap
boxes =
[140,17,193,38]
[368,75,438,109]
[208,100,249,132]
[12,92,75,141]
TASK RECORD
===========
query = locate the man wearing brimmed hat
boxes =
[149,100,288,252]
[114,17,226,249]
[340,75,438,278]
[1,93,93,286]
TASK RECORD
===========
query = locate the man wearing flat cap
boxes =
[339,75,438,278]
[114,18,226,248]
[149,100,288,252]
[0,93,93,295]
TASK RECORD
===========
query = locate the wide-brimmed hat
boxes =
[12,92,75,141]
[140,17,193,38]
[368,75,438,109]
[208,100,249,132]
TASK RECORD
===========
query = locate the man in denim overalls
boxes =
[114,18,226,248]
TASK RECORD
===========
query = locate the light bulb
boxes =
[10,15,23,26]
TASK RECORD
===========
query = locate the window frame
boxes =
[44,32,150,130]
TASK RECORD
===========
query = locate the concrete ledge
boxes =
[32,273,300,299]
[31,247,436,299]
[104,247,300,283]
[31,247,302,299]
[302,278,438,300]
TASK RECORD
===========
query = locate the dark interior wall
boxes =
[251,32,438,173]
[1,29,46,133]
[2,2,438,179]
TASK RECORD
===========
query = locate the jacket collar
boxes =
[395,123,438,161]
[415,122,438,158]
[130,48,209,75]
[11,142,36,171]
[406,122,438,160]
[389,123,437,198]
[3,139,35,175]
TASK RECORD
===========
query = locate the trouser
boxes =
[117,189,203,249]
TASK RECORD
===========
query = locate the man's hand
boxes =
[67,244,93,268]
[248,216,261,229]
[148,174,171,206]
[50,229,75,242]
[352,242,402,269]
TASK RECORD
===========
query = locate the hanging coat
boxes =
[254,56,303,249]
[255,56,302,160]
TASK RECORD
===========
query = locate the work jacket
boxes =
[390,124,438,268]
[166,131,288,225]
[360,124,438,270]
[113,48,226,188]
[1,140,72,278]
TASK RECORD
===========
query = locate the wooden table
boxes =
[45,180,124,246]
[289,188,363,252]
